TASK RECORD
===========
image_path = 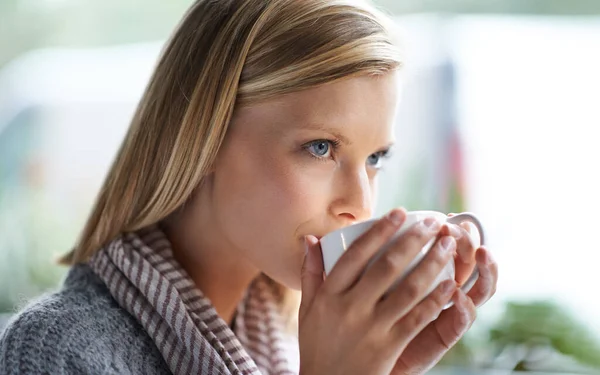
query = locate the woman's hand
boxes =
[391,215,498,374]
[446,214,481,287]
[391,245,497,374]
[298,208,461,375]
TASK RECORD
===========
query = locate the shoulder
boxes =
[0,264,171,375]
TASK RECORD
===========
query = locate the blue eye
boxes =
[305,140,332,158]
[367,150,390,169]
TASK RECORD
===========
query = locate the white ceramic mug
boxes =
[320,210,484,305]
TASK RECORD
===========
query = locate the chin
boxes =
[272,270,302,291]
[259,242,305,291]
[263,264,302,291]
[283,278,302,291]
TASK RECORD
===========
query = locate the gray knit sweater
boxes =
[0,264,172,374]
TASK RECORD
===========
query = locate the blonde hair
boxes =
[60,0,401,314]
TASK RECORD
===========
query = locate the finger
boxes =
[375,234,456,324]
[453,224,471,261]
[299,235,324,322]
[450,224,477,285]
[389,279,456,348]
[324,208,406,294]
[397,288,476,365]
[466,247,498,306]
[434,288,477,348]
[353,217,443,304]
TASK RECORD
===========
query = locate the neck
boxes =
[162,186,260,325]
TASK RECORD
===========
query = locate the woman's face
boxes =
[210,73,399,290]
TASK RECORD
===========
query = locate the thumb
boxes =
[299,235,324,322]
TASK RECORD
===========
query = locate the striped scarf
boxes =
[88,225,298,375]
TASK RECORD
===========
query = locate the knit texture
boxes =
[0,264,171,374]
[88,225,297,375]
[0,231,300,375]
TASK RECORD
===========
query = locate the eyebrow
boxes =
[302,123,351,145]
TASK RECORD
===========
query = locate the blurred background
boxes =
[1,0,599,374]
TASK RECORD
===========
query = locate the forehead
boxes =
[232,72,399,138]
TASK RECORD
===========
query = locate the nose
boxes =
[329,167,373,224]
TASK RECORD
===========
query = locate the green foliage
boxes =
[438,300,600,372]
[490,301,600,370]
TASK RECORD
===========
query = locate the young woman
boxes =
[0,0,498,374]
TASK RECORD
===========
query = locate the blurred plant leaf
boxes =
[489,301,600,369]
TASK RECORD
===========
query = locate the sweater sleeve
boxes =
[1,306,61,374]
[0,304,102,375]
[0,265,172,375]
[0,295,172,375]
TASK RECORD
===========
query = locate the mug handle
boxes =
[446,212,485,294]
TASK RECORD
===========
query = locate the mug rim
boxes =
[320,218,373,241]
[320,210,450,242]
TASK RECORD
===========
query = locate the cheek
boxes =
[213,146,328,254]
[213,147,332,289]
[371,176,379,207]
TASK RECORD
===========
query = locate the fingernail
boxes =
[304,235,318,256]
[387,209,404,225]
[440,236,456,252]
[307,235,319,246]
[421,217,441,232]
